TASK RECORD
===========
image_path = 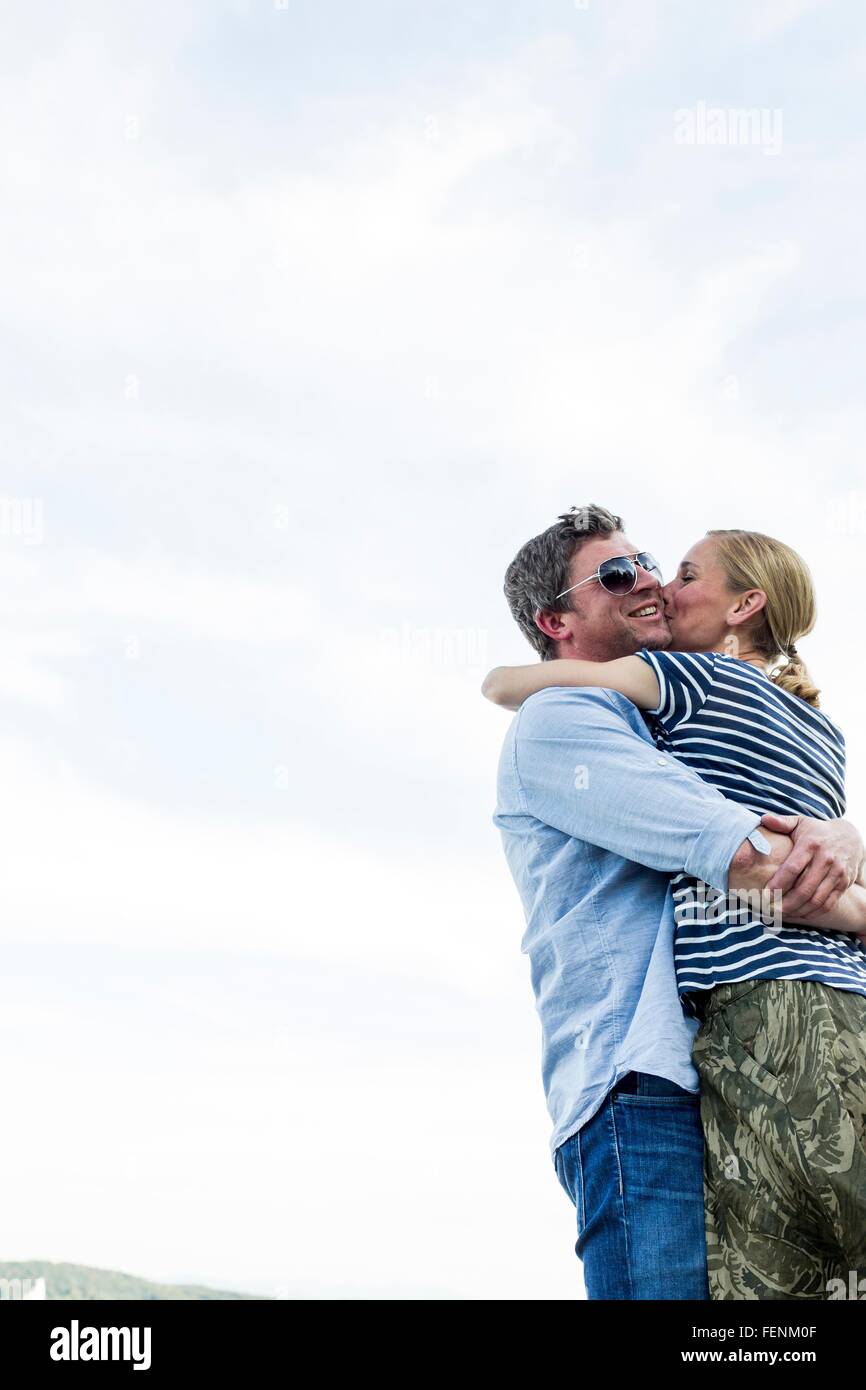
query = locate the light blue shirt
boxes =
[493,686,770,1165]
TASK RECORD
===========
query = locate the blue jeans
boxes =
[553,1071,710,1300]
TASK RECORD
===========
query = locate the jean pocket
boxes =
[725,1031,786,1102]
[701,1000,787,1100]
[554,1141,575,1206]
[554,1134,584,1229]
[574,1134,585,1232]
[612,1092,700,1106]
[613,1073,700,1105]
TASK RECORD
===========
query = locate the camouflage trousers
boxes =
[691,977,866,1300]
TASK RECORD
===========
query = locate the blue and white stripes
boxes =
[636,649,866,999]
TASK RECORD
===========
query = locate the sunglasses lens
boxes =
[638,552,663,583]
[598,556,637,594]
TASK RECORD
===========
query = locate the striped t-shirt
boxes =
[635,649,866,1003]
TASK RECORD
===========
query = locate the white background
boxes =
[1,0,864,1298]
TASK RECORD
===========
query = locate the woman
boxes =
[483,528,866,1300]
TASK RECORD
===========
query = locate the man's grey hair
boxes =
[503,504,625,659]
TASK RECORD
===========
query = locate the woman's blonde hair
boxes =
[706,529,821,708]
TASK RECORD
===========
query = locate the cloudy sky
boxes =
[2,0,865,1299]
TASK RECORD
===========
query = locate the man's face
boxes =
[546,532,671,660]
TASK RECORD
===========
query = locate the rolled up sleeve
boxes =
[513,686,769,891]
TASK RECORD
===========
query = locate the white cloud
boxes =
[0,735,515,990]
[0,549,316,643]
[2,1,864,1302]
[747,0,827,42]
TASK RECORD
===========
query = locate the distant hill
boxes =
[0,1261,268,1300]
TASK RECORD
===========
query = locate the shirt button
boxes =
[657,756,668,766]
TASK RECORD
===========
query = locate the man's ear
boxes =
[726,588,767,628]
[534,608,572,644]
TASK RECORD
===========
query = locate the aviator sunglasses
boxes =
[555,551,663,601]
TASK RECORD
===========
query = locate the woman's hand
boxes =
[784,882,866,935]
[760,813,865,917]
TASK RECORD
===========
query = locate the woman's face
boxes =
[662,537,737,651]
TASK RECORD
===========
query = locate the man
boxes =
[491,504,863,1299]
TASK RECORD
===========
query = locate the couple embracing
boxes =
[485,504,866,1300]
